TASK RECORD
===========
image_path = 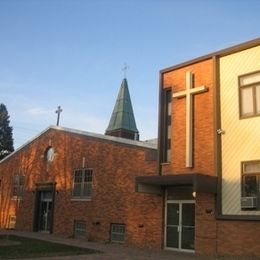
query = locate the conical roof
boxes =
[106,78,138,133]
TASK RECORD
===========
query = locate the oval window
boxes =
[45,147,55,162]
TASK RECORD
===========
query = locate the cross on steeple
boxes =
[172,72,208,168]
[55,106,63,126]
[122,63,129,78]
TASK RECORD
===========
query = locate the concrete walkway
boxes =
[0,229,257,260]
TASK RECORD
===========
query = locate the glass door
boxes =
[166,203,179,248]
[165,201,195,251]
[38,191,53,232]
[181,203,195,250]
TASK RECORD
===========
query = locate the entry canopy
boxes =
[136,173,217,195]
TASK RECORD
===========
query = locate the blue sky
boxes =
[0,0,259,149]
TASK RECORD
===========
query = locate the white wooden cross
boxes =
[172,72,208,168]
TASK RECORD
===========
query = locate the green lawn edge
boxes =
[0,235,101,259]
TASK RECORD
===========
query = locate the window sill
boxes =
[11,197,23,201]
[160,162,171,166]
[71,198,91,202]
[240,113,260,120]
[241,209,260,211]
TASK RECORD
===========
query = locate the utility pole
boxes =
[55,106,63,126]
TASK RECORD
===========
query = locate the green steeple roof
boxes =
[106,78,138,134]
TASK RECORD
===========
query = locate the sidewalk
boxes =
[0,229,256,260]
[0,229,197,260]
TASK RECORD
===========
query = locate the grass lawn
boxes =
[0,235,101,259]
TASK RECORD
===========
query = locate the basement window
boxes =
[74,220,86,238]
[110,223,125,243]
[9,215,16,229]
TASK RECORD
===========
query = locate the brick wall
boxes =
[195,193,217,255]
[0,127,162,248]
[217,220,260,257]
[161,59,215,175]
[161,59,218,254]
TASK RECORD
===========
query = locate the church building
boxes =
[137,38,260,256]
[1,38,260,257]
[0,78,160,247]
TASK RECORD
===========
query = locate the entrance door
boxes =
[165,201,195,251]
[38,191,53,232]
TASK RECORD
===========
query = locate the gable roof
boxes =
[0,125,156,163]
[106,78,138,133]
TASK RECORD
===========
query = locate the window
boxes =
[74,220,86,238]
[241,161,260,210]
[45,146,55,162]
[110,224,125,243]
[72,168,93,199]
[239,71,260,118]
[162,89,172,162]
[12,175,25,198]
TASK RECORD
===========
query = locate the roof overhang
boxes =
[136,173,217,195]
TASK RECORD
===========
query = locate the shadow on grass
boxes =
[0,235,101,259]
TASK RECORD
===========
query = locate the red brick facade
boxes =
[217,221,260,257]
[0,126,162,248]
[162,59,215,175]
[161,59,219,255]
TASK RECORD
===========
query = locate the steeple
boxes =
[105,78,139,140]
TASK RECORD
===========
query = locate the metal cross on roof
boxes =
[55,105,63,126]
[122,63,130,78]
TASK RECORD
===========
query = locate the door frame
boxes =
[38,191,53,232]
[33,182,56,233]
[164,199,195,253]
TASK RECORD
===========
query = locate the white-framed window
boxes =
[74,220,86,238]
[241,160,260,210]
[110,223,125,243]
[239,71,260,118]
[72,168,93,199]
[12,175,25,199]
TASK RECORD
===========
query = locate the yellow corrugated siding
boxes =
[220,45,260,215]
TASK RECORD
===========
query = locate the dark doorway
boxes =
[38,191,53,232]
[33,184,55,233]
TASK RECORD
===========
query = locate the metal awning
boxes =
[136,173,217,194]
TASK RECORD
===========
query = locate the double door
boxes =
[165,201,195,252]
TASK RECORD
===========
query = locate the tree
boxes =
[0,103,14,160]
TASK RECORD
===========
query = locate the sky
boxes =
[0,0,260,149]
